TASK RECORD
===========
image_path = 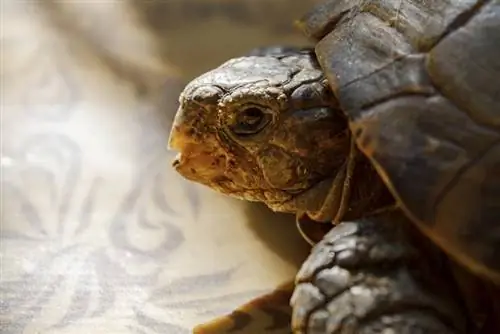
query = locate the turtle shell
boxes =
[297,0,500,283]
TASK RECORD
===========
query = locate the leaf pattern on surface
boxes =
[0,1,313,333]
[18,133,83,235]
[74,177,102,236]
[134,309,190,334]
[2,183,48,238]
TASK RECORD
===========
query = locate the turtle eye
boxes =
[229,106,271,136]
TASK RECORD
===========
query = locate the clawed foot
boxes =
[291,217,468,334]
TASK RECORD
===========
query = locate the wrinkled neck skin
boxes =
[168,47,393,224]
[297,152,393,223]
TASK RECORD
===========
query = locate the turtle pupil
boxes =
[231,107,269,136]
[240,108,262,125]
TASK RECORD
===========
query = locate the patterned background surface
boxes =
[1,1,320,333]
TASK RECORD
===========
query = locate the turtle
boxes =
[167,0,500,333]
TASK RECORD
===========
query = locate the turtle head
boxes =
[168,48,350,214]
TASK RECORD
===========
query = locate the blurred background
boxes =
[1,1,320,333]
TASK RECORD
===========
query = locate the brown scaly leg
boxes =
[291,212,469,334]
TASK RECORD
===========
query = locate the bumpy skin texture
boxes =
[291,213,467,334]
[169,48,391,219]
[167,48,495,332]
[168,1,500,332]
[169,48,344,213]
[297,0,500,284]
[169,48,392,220]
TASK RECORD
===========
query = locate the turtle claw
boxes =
[193,281,294,333]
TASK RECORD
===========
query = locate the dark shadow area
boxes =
[243,202,311,270]
[129,0,318,78]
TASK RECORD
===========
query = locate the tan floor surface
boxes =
[1,1,321,333]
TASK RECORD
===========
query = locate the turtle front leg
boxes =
[291,213,468,334]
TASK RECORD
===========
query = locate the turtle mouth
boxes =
[171,149,224,185]
[172,152,182,168]
[169,125,216,182]
[168,124,337,215]
[169,126,262,198]
[169,132,335,216]
[170,145,296,205]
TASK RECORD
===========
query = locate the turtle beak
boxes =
[168,130,229,188]
[168,121,196,177]
[168,103,194,169]
[167,106,222,185]
[167,100,199,162]
[168,125,184,169]
[168,131,194,174]
[168,104,187,151]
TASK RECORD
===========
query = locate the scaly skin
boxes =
[169,48,391,220]
[168,47,483,333]
[291,213,466,333]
